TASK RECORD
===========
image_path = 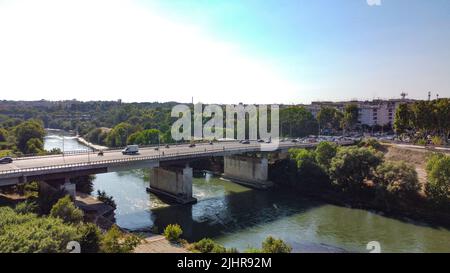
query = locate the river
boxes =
[44,130,450,253]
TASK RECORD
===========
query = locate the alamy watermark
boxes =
[170,103,280,150]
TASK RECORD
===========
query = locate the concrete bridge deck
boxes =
[0,141,352,186]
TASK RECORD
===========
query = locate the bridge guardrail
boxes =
[0,141,354,176]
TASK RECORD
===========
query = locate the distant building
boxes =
[305,98,415,128]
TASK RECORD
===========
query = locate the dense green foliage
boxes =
[261,236,292,253]
[425,153,450,204]
[49,196,84,224]
[78,223,102,253]
[329,147,383,192]
[163,224,183,242]
[280,106,318,137]
[0,207,80,253]
[315,141,337,170]
[189,238,228,253]
[374,161,420,200]
[317,107,343,133]
[394,99,450,144]
[100,225,141,253]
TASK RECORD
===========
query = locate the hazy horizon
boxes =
[1,0,449,104]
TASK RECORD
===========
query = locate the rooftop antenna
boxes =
[437,94,439,100]
[428,91,431,101]
[400,92,408,100]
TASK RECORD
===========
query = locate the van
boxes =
[122,145,139,155]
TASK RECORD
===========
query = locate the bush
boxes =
[79,223,102,253]
[431,136,443,146]
[163,224,183,242]
[329,147,383,192]
[288,148,330,189]
[261,236,292,253]
[0,207,80,253]
[425,153,450,205]
[374,161,420,200]
[358,138,383,151]
[189,238,228,253]
[100,225,141,253]
[15,200,39,214]
[49,195,84,224]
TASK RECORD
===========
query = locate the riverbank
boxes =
[76,136,108,151]
[134,234,189,253]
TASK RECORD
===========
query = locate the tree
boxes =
[425,153,450,204]
[315,141,337,171]
[374,161,420,200]
[100,225,141,253]
[127,129,161,145]
[105,122,133,147]
[96,190,117,209]
[317,107,343,133]
[394,103,412,135]
[72,175,95,195]
[261,236,292,253]
[289,148,329,189]
[25,138,44,154]
[15,200,39,214]
[280,106,318,137]
[50,196,84,224]
[342,104,359,132]
[14,119,45,154]
[329,147,383,192]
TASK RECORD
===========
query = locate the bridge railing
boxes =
[0,141,354,176]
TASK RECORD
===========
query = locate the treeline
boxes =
[0,118,60,156]
[270,140,450,221]
[394,98,450,145]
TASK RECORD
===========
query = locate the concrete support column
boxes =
[62,177,76,199]
[147,165,197,204]
[223,155,273,189]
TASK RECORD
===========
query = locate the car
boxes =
[154,147,159,151]
[291,139,298,143]
[265,139,271,143]
[257,139,264,143]
[241,140,250,144]
[189,143,196,148]
[122,145,139,155]
[0,157,13,164]
[165,144,170,148]
[209,141,214,145]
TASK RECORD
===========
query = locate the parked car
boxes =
[241,140,250,144]
[257,139,265,143]
[122,145,139,155]
[0,157,13,164]
[165,144,170,148]
[189,143,196,148]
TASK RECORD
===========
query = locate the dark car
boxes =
[0,157,13,164]
[257,139,264,143]
[189,143,196,148]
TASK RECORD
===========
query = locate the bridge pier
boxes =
[223,155,273,189]
[147,165,197,204]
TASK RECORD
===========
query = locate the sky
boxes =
[0,0,449,104]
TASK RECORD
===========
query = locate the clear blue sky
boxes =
[0,0,449,103]
[145,0,450,101]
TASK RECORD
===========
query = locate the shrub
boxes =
[163,224,183,242]
[189,238,226,253]
[49,195,84,224]
[261,236,292,253]
[358,138,383,151]
[100,225,141,253]
[79,223,102,253]
[431,136,443,146]
[15,200,39,214]
[374,161,420,200]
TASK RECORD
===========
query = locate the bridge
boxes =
[0,140,352,204]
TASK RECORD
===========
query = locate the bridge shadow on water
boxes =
[141,187,326,242]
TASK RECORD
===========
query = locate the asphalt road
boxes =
[0,141,312,173]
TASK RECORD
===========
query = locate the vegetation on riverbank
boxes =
[162,224,292,253]
[270,140,450,227]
